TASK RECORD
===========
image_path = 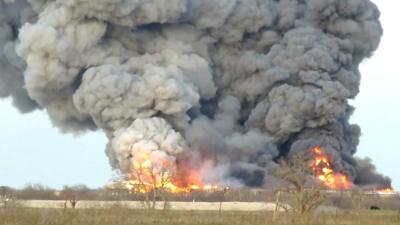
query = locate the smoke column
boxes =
[0,0,391,188]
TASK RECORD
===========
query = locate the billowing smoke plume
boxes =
[111,117,186,174]
[0,0,391,188]
[0,0,38,112]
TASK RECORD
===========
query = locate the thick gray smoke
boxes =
[0,0,38,112]
[0,0,391,188]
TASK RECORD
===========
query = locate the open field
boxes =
[0,207,399,225]
[14,200,279,211]
[1,186,399,224]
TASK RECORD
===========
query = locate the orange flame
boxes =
[374,188,395,193]
[121,149,220,193]
[310,146,353,190]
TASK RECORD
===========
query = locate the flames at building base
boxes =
[109,145,393,194]
[115,148,220,194]
[310,146,394,192]
[117,145,393,194]
[310,146,353,190]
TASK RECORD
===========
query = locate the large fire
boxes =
[121,149,219,193]
[373,188,395,194]
[310,146,353,190]
[113,145,393,194]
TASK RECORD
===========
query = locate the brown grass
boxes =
[0,206,399,225]
[3,185,399,211]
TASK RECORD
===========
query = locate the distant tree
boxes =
[271,152,326,223]
[61,185,88,197]
[0,186,9,208]
[61,186,88,209]
[70,195,78,209]
[347,188,367,225]
[219,187,230,212]
[0,186,18,208]
[17,183,56,200]
[129,160,173,210]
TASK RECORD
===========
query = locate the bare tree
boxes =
[63,200,67,211]
[70,195,78,209]
[129,160,173,210]
[219,187,230,212]
[61,186,79,209]
[0,186,18,208]
[0,186,9,208]
[271,152,326,222]
[347,189,367,225]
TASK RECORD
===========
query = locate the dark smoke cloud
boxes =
[0,0,390,188]
[0,0,38,112]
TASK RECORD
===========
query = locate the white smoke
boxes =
[0,0,391,187]
[111,117,186,174]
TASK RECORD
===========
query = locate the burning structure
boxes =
[0,0,392,192]
[310,146,353,190]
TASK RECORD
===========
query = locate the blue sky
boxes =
[0,1,398,190]
[0,103,111,188]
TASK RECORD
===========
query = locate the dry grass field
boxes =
[14,200,280,211]
[1,186,399,225]
[0,206,399,225]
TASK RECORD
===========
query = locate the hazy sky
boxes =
[0,1,398,190]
